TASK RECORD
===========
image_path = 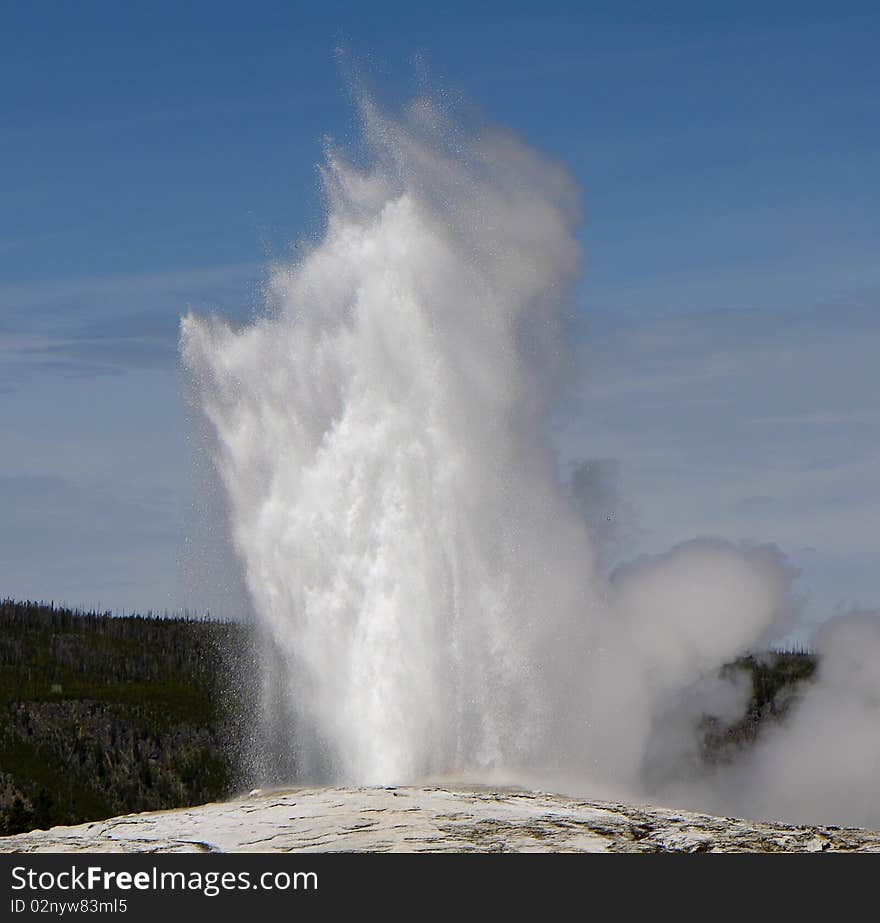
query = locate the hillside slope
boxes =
[0,601,251,834]
[0,600,818,838]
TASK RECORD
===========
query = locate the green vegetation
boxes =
[0,599,819,838]
[0,599,253,836]
[702,651,817,760]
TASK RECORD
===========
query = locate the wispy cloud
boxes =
[563,302,880,625]
[1,262,264,382]
[0,261,260,310]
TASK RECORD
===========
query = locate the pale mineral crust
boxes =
[3,786,879,853]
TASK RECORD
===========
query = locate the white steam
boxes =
[181,93,880,827]
[688,610,880,827]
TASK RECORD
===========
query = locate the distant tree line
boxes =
[0,599,256,836]
[0,599,819,837]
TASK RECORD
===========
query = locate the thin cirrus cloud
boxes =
[563,301,880,631]
[1,257,877,624]
[1,262,264,613]
[0,262,263,387]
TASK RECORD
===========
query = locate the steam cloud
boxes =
[181,91,880,828]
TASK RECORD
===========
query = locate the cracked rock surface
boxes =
[2,786,880,853]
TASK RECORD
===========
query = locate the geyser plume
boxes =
[182,96,602,783]
[182,91,880,826]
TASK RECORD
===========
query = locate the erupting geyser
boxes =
[182,95,603,784]
[182,90,880,828]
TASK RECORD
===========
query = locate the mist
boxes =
[181,90,880,828]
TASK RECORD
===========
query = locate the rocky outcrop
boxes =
[3,785,880,853]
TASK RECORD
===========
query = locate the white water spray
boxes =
[182,90,880,825]
[182,96,605,783]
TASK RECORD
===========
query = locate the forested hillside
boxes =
[0,600,253,835]
[0,599,818,837]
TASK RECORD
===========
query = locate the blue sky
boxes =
[2,2,878,626]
